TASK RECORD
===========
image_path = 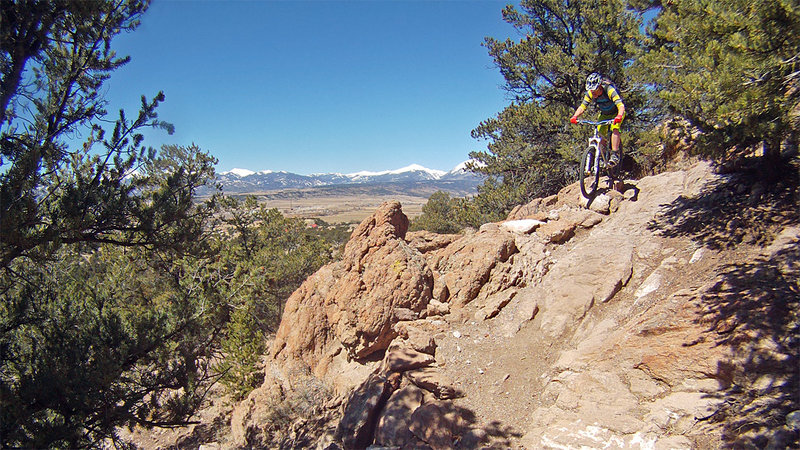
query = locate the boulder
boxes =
[426,229,518,307]
[507,194,558,220]
[533,207,604,244]
[578,193,611,214]
[393,324,437,355]
[535,219,577,244]
[382,347,435,373]
[374,384,425,447]
[405,367,459,400]
[335,373,395,449]
[409,401,470,450]
[500,219,545,234]
[426,299,450,316]
[272,201,434,379]
[406,230,462,253]
[474,289,517,321]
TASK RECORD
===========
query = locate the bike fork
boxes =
[591,144,601,173]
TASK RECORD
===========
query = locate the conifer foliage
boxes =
[0,2,342,445]
[1,1,218,446]
[642,0,800,161]
[469,0,645,212]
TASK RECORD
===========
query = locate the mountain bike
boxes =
[577,119,619,199]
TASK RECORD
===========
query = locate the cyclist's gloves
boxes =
[570,116,578,124]
[614,114,623,124]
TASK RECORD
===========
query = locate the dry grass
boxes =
[258,193,428,224]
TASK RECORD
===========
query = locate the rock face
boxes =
[271,201,433,376]
[425,227,518,307]
[226,162,799,449]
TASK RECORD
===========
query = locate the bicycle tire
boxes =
[579,145,600,199]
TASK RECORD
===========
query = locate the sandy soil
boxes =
[259,193,428,224]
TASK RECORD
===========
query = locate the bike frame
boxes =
[577,119,615,198]
[579,119,614,165]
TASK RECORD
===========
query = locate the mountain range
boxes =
[203,162,484,196]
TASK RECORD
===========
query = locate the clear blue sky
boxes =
[106,0,517,175]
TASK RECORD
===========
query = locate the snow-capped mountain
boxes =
[346,164,447,182]
[205,162,483,195]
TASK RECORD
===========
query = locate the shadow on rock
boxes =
[700,242,800,448]
[648,159,799,447]
[647,158,798,250]
[332,344,523,449]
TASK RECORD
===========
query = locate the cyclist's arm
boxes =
[573,104,586,119]
[607,85,625,117]
[572,93,592,119]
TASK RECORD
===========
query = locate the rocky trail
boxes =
[125,161,799,449]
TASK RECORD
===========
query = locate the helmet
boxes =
[585,73,602,91]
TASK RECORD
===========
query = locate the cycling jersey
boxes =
[581,83,624,115]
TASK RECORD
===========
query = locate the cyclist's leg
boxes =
[610,117,623,154]
[597,113,616,165]
[609,115,625,191]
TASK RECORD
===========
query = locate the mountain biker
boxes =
[570,73,626,167]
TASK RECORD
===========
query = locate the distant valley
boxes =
[201,163,484,223]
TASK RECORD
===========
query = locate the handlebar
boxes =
[576,119,615,125]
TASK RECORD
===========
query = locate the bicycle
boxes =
[576,119,620,199]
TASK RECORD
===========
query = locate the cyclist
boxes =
[570,73,626,167]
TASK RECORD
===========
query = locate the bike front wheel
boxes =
[579,145,601,199]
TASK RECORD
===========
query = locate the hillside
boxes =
[198,164,485,224]
[199,163,483,197]
[126,161,799,449]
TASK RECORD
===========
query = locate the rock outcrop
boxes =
[271,201,433,377]
[228,162,799,449]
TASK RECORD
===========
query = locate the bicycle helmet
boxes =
[585,72,602,91]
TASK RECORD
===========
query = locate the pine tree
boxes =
[0,1,225,446]
[410,191,463,234]
[469,0,648,213]
[641,0,800,163]
[0,0,207,268]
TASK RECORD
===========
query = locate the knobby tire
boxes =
[580,146,600,198]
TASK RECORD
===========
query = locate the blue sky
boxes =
[106,0,517,175]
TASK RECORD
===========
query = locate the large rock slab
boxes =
[374,384,425,447]
[426,228,518,307]
[535,234,634,338]
[335,373,395,449]
[271,201,434,379]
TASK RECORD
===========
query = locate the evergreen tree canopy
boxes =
[469,0,647,212]
[0,1,227,446]
[0,0,204,269]
[410,191,463,234]
[642,0,800,161]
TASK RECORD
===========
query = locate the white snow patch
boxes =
[451,159,484,173]
[347,164,446,179]
[224,168,255,177]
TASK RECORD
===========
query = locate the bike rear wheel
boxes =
[579,145,600,198]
